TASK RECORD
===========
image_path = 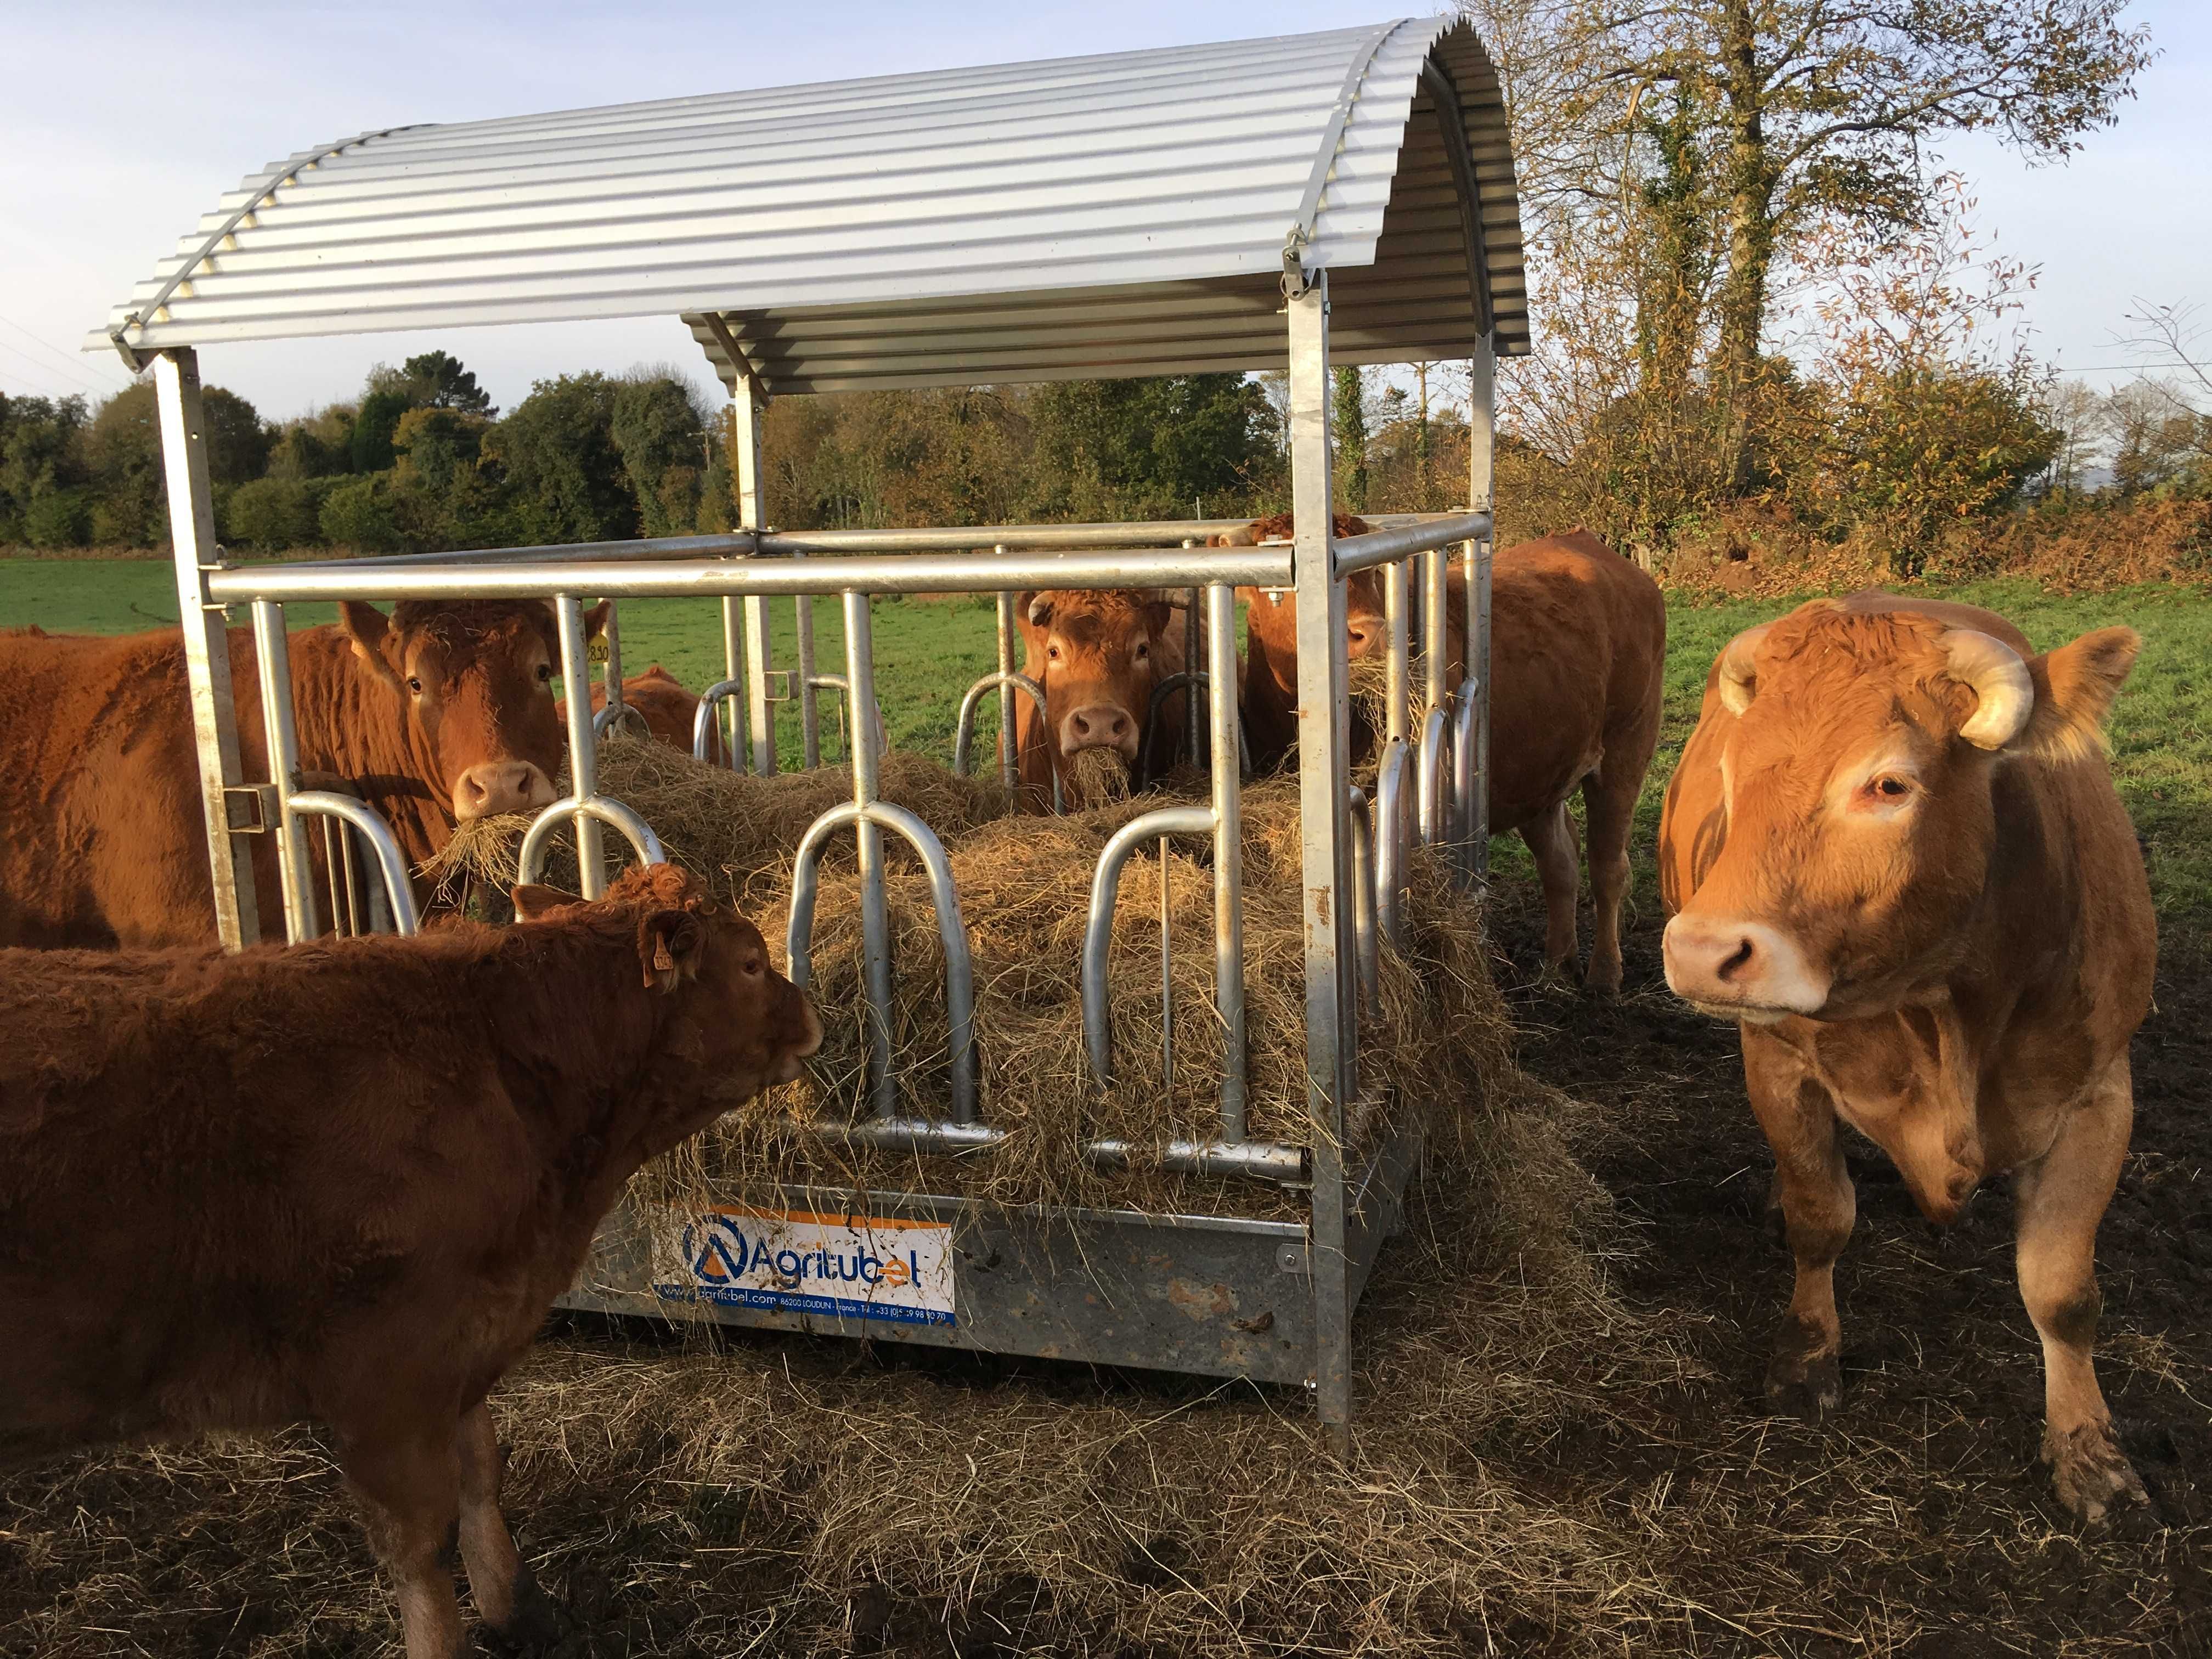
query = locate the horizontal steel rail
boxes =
[1331,510,1494,576]
[319,532,758,572]
[759,519,1257,553]
[205,545,1291,605]
[793,1116,1308,1182]
[288,791,422,935]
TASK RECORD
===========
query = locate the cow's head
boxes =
[512,864,822,1111]
[1017,588,1176,794]
[1662,602,2139,1023]
[1216,514,1383,681]
[340,599,607,822]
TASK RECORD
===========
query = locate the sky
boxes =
[0,0,2205,421]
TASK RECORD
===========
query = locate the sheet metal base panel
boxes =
[558,1110,1423,1387]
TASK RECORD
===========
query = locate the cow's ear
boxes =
[2022,626,2139,763]
[1022,591,1053,629]
[511,883,582,921]
[639,909,706,992]
[583,600,612,642]
[340,602,400,684]
[1141,595,1175,638]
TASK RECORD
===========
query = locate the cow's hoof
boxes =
[1583,960,1623,998]
[2045,1422,2154,1534]
[485,1577,575,1654]
[1765,1350,1841,1423]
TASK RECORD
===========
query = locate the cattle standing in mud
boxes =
[0,600,604,949]
[1220,517,1667,992]
[1658,591,2155,1527]
[0,865,822,1658]
[1008,589,1193,811]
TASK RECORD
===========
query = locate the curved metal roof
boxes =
[91,18,1526,392]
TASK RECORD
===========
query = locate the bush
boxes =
[227,476,340,551]
[318,475,405,554]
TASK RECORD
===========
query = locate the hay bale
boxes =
[429,741,1524,1223]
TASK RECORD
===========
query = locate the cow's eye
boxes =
[1047,644,1062,661]
[1866,774,1911,800]
[536,663,553,682]
[406,676,424,695]
[1134,641,1149,661]
[742,955,763,978]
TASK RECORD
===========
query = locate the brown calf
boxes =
[0,864,822,1655]
[1658,591,2155,1525]
[578,663,723,763]
[0,600,605,949]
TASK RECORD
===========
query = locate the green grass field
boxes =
[5,559,2205,921]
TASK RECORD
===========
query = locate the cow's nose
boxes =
[453,760,555,820]
[1065,704,1135,753]
[1346,620,1378,658]
[1662,915,1829,1017]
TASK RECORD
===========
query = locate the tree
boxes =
[478,373,636,544]
[1476,0,2151,489]
[1333,365,1371,512]
[609,374,710,538]
[1028,375,1275,520]
[0,392,91,545]
[393,350,495,416]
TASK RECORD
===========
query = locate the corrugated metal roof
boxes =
[91,19,1526,391]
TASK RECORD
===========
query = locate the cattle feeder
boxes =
[95,18,1528,1441]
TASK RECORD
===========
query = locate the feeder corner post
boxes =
[153,347,259,951]
[1468,332,1496,872]
[1286,269,1358,1452]
[732,383,776,775]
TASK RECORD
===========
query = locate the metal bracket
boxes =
[223,784,275,833]
[1276,1242,1311,1276]
[763,668,795,702]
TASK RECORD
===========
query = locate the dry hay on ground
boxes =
[430,737,1521,1221]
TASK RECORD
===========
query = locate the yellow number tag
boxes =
[586,639,610,664]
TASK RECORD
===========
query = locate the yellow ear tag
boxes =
[586,639,611,664]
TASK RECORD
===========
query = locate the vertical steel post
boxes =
[1183,554,1202,764]
[1207,582,1247,1143]
[795,590,822,768]
[731,388,775,775]
[153,349,258,950]
[1288,273,1357,1448]
[996,561,1018,797]
[1421,546,1448,718]
[1468,335,1497,872]
[845,591,896,1116]
[600,599,625,719]
[250,601,319,943]
[1383,555,1410,746]
[555,596,608,899]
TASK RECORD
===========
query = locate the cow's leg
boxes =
[1743,1028,1854,1420]
[339,1420,468,1659]
[457,1401,569,1645]
[1579,760,1636,995]
[1520,800,1581,981]
[2015,1059,2146,1528]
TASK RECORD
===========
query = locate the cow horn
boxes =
[1943,629,2035,750]
[1716,624,1773,716]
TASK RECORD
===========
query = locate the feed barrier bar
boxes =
[1206,581,1248,1145]
[1417,706,1452,848]
[1346,787,1378,1009]
[516,596,667,896]
[287,791,422,936]
[1374,738,1414,946]
[692,679,745,767]
[1081,805,1216,1087]
[1330,511,1493,577]
[205,546,1289,605]
[951,672,1052,803]
[796,589,823,768]
[1423,545,1450,715]
[994,578,1018,797]
[249,600,320,943]
[1452,680,1480,879]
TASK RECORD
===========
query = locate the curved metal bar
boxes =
[517,796,667,888]
[1374,738,1414,947]
[784,798,979,1123]
[952,671,1048,777]
[692,677,746,768]
[287,791,420,935]
[1139,668,1251,784]
[592,701,651,742]
[1416,706,1452,848]
[1451,678,1480,871]
[1347,786,1378,1011]
[1081,805,1215,1086]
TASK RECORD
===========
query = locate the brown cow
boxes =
[0,600,604,949]
[1008,589,1195,811]
[1657,591,2154,1526]
[0,864,822,1656]
[1220,518,1667,992]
